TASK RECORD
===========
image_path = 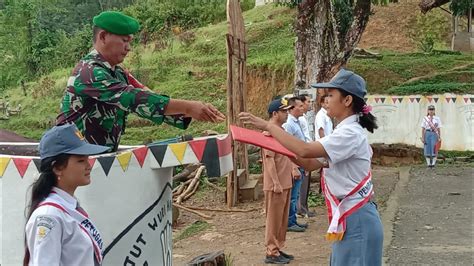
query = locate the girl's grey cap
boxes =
[39,124,110,160]
[310,69,367,100]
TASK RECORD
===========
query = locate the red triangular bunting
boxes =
[89,158,96,168]
[374,98,380,103]
[392,97,397,104]
[217,135,232,157]
[13,158,32,178]
[446,97,451,103]
[132,146,148,167]
[409,97,415,103]
[188,139,207,161]
[464,97,469,103]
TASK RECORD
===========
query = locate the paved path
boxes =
[384,165,473,265]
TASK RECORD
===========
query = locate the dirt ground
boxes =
[172,166,400,265]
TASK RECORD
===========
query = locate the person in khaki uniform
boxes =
[262,99,300,264]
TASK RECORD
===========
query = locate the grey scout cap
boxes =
[39,124,110,160]
[311,69,367,100]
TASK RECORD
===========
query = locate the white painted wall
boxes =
[366,94,473,151]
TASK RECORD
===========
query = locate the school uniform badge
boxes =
[36,216,56,240]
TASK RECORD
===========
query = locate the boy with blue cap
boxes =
[57,11,225,152]
[262,98,300,264]
[24,124,110,265]
[239,69,383,266]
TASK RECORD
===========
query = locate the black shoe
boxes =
[287,224,306,232]
[279,250,294,260]
[296,222,308,229]
[264,255,290,264]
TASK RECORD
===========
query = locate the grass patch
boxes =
[308,191,325,208]
[174,220,211,242]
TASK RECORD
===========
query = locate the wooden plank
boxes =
[226,0,249,207]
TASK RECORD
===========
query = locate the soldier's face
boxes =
[103,33,133,66]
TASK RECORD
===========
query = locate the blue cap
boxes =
[268,98,292,114]
[39,124,110,160]
[311,69,367,100]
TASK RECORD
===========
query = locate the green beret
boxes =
[93,11,140,35]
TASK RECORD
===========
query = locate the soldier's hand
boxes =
[188,101,225,123]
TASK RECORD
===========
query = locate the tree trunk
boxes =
[294,0,372,105]
[418,0,450,14]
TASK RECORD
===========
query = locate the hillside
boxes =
[0,2,472,144]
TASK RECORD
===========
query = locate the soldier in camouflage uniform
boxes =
[57,11,225,151]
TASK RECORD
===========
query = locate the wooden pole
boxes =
[226,0,249,207]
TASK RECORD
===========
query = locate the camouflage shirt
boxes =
[56,50,191,151]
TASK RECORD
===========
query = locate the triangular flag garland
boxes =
[12,158,32,178]
[132,146,148,168]
[117,152,132,172]
[169,143,187,164]
[149,145,168,167]
[97,156,115,176]
[217,135,232,157]
[0,157,11,177]
[89,158,97,169]
[33,158,41,172]
[201,138,220,178]
[188,139,207,161]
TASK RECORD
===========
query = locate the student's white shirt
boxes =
[318,115,372,198]
[314,108,333,140]
[25,187,97,266]
[421,115,442,130]
[298,115,311,142]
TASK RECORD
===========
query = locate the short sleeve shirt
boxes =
[421,115,442,130]
[25,187,97,266]
[318,115,372,198]
[283,114,307,142]
[298,116,312,142]
[314,108,333,140]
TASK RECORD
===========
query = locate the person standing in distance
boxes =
[24,124,110,265]
[421,105,442,168]
[57,11,225,151]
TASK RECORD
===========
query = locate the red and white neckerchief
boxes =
[321,169,373,241]
[424,116,440,137]
[38,192,104,264]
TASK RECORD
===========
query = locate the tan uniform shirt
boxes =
[262,149,294,191]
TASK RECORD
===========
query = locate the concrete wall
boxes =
[366,94,474,151]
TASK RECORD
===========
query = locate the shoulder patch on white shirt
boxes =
[36,215,57,240]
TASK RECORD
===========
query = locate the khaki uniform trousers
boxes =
[264,188,291,256]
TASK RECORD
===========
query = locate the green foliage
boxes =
[408,10,450,52]
[450,0,473,16]
[174,220,211,242]
[308,191,324,208]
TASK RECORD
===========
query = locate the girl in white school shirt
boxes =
[421,105,442,168]
[23,124,109,266]
[240,69,383,266]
